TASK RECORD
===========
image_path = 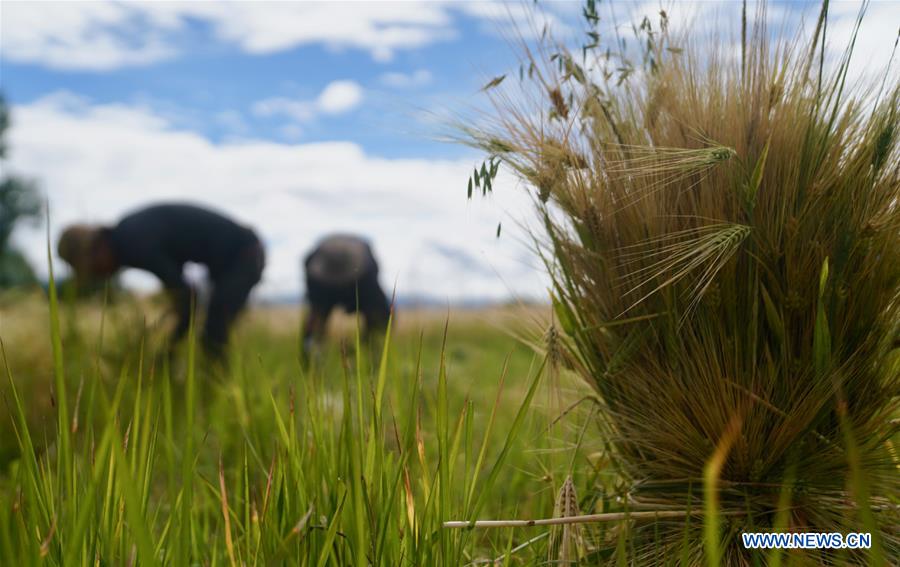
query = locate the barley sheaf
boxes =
[465,1,900,563]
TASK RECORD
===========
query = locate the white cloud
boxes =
[251,80,364,136]
[316,80,364,114]
[252,98,315,124]
[380,69,433,88]
[0,1,176,71]
[6,93,548,303]
[819,1,900,88]
[160,2,454,61]
[3,1,892,76]
[0,1,583,71]
[620,1,897,84]
[0,1,455,70]
[457,2,572,40]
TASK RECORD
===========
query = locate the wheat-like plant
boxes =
[466,2,899,563]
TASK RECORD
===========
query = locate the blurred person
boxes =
[57,203,265,359]
[302,234,391,357]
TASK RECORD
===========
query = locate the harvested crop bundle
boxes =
[465,2,899,563]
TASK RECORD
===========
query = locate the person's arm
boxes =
[144,253,195,344]
[300,303,331,366]
[360,270,391,335]
[302,305,328,344]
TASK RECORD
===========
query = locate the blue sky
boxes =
[2,1,896,302]
[2,3,529,156]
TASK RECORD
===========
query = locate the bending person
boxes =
[58,202,265,358]
[302,234,391,356]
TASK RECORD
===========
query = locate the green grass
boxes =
[0,290,599,565]
[3,2,898,564]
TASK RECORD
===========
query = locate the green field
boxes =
[3,2,898,564]
[1,290,601,565]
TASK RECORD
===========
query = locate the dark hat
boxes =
[308,234,372,285]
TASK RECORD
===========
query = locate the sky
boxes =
[1,1,897,304]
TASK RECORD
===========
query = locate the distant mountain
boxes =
[257,293,547,309]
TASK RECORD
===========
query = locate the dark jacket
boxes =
[108,203,259,291]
